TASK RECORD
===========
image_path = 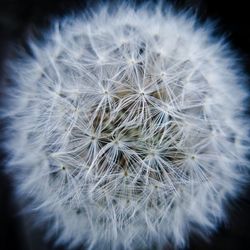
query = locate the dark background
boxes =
[0,1,250,250]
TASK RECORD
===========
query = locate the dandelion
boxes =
[2,3,249,250]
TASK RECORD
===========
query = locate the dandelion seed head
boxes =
[2,3,249,250]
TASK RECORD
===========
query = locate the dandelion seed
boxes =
[1,2,249,250]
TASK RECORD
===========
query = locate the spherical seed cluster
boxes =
[2,4,249,250]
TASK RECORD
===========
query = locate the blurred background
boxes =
[0,0,250,249]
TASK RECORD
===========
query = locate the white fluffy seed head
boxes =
[2,3,249,250]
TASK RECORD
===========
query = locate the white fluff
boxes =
[2,2,249,250]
